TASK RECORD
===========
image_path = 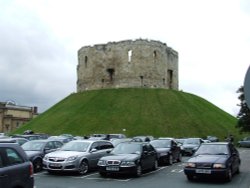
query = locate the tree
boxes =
[236,86,250,132]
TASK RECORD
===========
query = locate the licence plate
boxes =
[49,163,61,167]
[195,169,211,174]
[106,166,119,171]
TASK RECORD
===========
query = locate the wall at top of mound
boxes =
[77,39,178,92]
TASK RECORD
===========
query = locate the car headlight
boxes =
[185,162,196,168]
[193,147,198,151]
[120,161,136,167]
[213,163,226,168]
[97,160,106,166]
[43,155,49,161]
[66,156,78,162]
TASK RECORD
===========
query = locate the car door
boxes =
[0,147,29,188]
[88,142,102,168]
[0,149,8,188]
[141,144,155,170]
[229,144,240,173]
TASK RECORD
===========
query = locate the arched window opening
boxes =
[85,56,88,68]
[163,78,166,85]
[107,68,115,82]
[140,75,144,87]
[153,50,157,58]
[167,70,173,89]
[128,50,132,63]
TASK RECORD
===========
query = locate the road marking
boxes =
[87,177,132,182]
[73,172,99,179]
[171,169,183,173]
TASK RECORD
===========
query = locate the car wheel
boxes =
[225,168,232,182]
[187,175,194,181]
[168,155,173,165]
[152,159,158,170]
[135,164,142,177]
[33,158,43,173]
[177,153,182,162]
[78,160,89,175]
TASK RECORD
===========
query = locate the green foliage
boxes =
[13,88,238,140]
[236,86,250,132]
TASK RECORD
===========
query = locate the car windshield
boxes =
[22,141,45,151]
[61,141,90,152]
[184,139,200,145]
[150,140,171,148]
[195,144,229,155]
[111,143,141,154]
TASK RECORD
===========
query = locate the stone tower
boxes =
[77,39,178,92]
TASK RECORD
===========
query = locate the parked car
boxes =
[48,136,74,143]
[238,137,250,147]
[206,136,219,142]
[97,141,158,177]
[184,142,241,182]
[0,137,29,146]
[12,134,42,141]
[182,138,204,155]
[131,136,154,142]
[150,138,182,165]
[0,142,34,188]
[22,139,64,172]
[43,140,114,175]
[111,138,132,147]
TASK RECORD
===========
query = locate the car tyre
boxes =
[78,160,89,175]
[177,153,182,162]
[33,158,43,173]
[135,164,142,177]
[152,159,158,170]
[225,168,232,182]
[168,155,173,165]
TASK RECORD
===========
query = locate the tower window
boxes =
[85,56,88,68]
[107,68,115,82]
[128,50,132,63]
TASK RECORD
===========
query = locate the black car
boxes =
[97,142,158,177]
[150,138,182,165]
[184,142,241,182]
[182,138,204,156]
[0,142,34,188]
[22,139,63,172]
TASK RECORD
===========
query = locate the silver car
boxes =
[43,140,114,175]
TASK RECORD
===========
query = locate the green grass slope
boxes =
[13,88,238,140]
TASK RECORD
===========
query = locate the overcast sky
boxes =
[0,0,250,116]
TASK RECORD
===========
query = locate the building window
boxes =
[85,56,88,68]
[167,70,173,89]
[163,78,166,85]
[140,76,144,87]
[128,50,132,63]
[107,68,115,82]
[153,50,157,58]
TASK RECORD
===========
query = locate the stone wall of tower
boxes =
[77,39,178,92]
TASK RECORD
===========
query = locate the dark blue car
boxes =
[184,142,241,182]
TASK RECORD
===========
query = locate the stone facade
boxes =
[0,102,38,133]
[77,39,178,92]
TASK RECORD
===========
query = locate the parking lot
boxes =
[34,148,250,188]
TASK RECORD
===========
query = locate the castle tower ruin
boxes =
[77,39,178,92]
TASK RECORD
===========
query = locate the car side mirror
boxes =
[90,148,97,153]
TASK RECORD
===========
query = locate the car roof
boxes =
[70,139,110,143]
[201,142,229,145]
